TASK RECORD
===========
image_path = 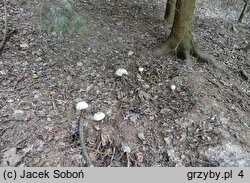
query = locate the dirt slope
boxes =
[0,0,249,167]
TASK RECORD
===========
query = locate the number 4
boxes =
[238,170,244,178]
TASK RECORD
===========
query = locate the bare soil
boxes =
[0,0,249,167]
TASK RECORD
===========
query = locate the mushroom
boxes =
[93,112,105,121]
[115,68,128,76]
[76,101,89,111]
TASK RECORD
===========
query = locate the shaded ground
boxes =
[0,0,249,167]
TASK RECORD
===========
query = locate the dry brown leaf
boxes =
[136,151,143,163]
[69,69,77,77]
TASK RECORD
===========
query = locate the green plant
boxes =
[41,0,85,35]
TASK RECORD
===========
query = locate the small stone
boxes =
[35,57,42,62]
[128,51,134,56]
[77,62,83,67]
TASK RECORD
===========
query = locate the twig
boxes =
[193,157,215,166]
[93,141,102,159]
[0,89,14,92]
[16,136,28,146]
[13,76,25,90]
[0,126,10,136]
[51,96,62,119]
[107,147,116,167]
[79,112,93,167]
[204,76,220,88]
[15,81,39,91]
[117,152,125,161]
[86,146,106,155]
[238,0,248,23]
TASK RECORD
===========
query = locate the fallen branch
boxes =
[79,112,93,167]
[238,0,249,23]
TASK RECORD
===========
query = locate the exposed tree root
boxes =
[154,37,222,69]
[156,37,207,61]
[192,46,210,63]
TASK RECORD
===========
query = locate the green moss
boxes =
[41,0,85,35]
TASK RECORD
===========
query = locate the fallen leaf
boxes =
[32,73,39,79]
[69,69,77,77]
[50,90,57,97]
[136,151,143,163]
[104,148,113,156]
[137,132,145,141]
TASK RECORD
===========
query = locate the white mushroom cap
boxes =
[123,145,131,153]
[115,68,128,76]
[93,112,105,121]
[170,84,176,91]
[76,101,89,110]
[139,67,144,72]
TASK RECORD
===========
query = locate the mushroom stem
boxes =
[79,111,93,167]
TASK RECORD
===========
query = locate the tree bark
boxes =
[159,0,206,62]
[164,0,177,25]
[170,0,198,59]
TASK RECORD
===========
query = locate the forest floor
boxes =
[0,0,249,167]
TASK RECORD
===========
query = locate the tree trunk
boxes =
[164,0,177,25]
[159,0,206,61]
[170,0,196,58]
[238,0,248,23]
